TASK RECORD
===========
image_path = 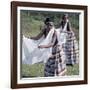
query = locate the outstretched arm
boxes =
[30,26,46,40]
[38,31,57,48]
[30,31,44,40]
[38,43,53,48]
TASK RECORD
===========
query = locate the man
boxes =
[30,17,52,40]
[39,22,67,76]
[58,14,79,65]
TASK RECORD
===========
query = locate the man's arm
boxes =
[31,32,43,40]
[67,22,71,31]
[30,27,45,40]
[38,31,57,48]
[38,44,53,48]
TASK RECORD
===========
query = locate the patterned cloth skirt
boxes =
[62,31,79,65]
[44,45,66,77]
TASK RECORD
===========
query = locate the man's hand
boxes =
[30,37,35,39]
[38,45,43,48]
[57,44,62,50]
[49,54,54,58]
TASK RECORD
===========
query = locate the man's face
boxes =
[48,24,53,30]
[45,22,49,25]
[64,15,68,21]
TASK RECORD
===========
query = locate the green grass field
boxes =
[21,63,79,77]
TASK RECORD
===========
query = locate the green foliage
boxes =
[21,17,44,37]
[20,10,79,40]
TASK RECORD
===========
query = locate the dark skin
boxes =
[30,31,44,40]
[30,27,45,40]
[37,16,70,49]
[30,23,50,40]
[38,44,53,48]
[38,31,62,59]
[38,16,69,54]
[58,15,71,31]
[38,24,55,48]
[30,22,54,48]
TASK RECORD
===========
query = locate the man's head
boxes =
[44,17,51,25]
[62,14,68,21]
[48,22,54,30]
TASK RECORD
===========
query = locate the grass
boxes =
[66,64,79,75]
[22,63,45,77]
[21,63,79,77]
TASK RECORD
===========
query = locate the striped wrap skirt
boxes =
[44,45,66,77]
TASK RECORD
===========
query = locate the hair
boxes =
[62,14,68,20]
[44,17,52,25]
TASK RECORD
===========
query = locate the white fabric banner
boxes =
[22,23,68,64]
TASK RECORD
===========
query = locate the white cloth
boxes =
[22,22,68,65]
[22,27,55,64]
[56,21,68,46]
